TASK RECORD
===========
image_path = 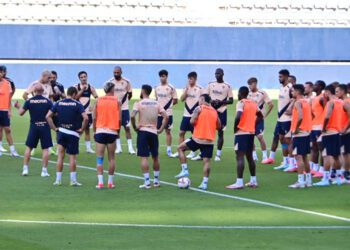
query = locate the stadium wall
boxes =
[1,25,350,91]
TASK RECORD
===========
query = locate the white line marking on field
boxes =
[2,153,350,223]
[0,219,349,230]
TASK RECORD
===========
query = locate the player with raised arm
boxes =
[131,84,168,189]
[46,87,88,186]
[171,71,202,159]
[75,71,98,154]
[206,68,233,162]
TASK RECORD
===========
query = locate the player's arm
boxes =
[14,100,27,116]
[92,102,97,133]
[46,110,58,132]
[118,100,122,128]
[172,88,178,105]
[256,109,264,127]
[180,87,188,102]
[91,86,98,99]
[294,101,303,134]
[22,91,30,100]
[78,111,89,134]
[234,111,242,134]
[127,82,132,100]
[75,86,85,100]
[130,110,139,132]
[341,102,350,134]
[322,102,333,133]
[158,110,168,134]
[190,106,201,126]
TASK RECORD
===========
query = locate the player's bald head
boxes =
[41,70,51,83]
[114,66,122,71]
[34,83,44,95]
[215,68,224,74]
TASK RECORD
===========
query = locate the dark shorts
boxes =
[157,115,173,130]
[292,135,311,156]
[25,124,53,149]
[218,110,227,130]
[234,134,255,152]
[310,130,322,143]
[57,131,80,155]
[0,111,10,127]
[122,110,130,127]
[180,117,193,132]
[341,133,350,154]
[88,113,93,128]
[273,121,291,137]
[185,138,214,159]
[94,133,118,145]
[322,134,341,157]
[255,120,264,136]
[137,130,159,157]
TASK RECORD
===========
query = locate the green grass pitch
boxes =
[0,100,349,250]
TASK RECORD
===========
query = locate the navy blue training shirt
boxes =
[51,98,85,131]
[23,95,53,125]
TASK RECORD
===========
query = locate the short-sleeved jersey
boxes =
[4,77,15,94]
[51,98,85,132]
[155,83,177,116]
[75,83,93,114]
[23,95,52,126]
[183,85,203,117]
[133,99,165,135]
[26,81,53,99]
[278,83,293,122]
[206,81,233,113]
[0,78,12,111]
[248,89,271,114]
[108,77,132,110]
[52,82,65,102]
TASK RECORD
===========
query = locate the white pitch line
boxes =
[3,153,350,223]
[0,219,349,230]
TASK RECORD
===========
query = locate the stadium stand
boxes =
[0,0,349,27]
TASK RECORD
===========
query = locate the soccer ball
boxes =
[177,177,191,189]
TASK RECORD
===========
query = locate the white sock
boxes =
[70,172,77,182]
[323,171,330,181]
[181,163,188,171]
[143,172,150,185]
[167,146,172,152]
[108,175,114,184]
[252,151,258,159]
[116,139,121,149]
[236,178,243,186]
[42,166,47,173]
[127,139,133,149]
[269,151,276,160]
[23,165,28,171]
[288,157,294,167]
[283,157,288,165]
[313,163,319,171]
[319,166,324,173]
[154,171,160,182]
[216,150,222,157]
[56,172,62,182]
[262,150,268,159]
[306,173,312,184]
[86,141,91,149]
[298,174,304,184]
[98,174,103,184]
[336,169,342,177]
[250,176,257,183]
[202,177,209,185]
[10,145,15,152]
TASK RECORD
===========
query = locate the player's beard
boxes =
[140,94,143,99]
